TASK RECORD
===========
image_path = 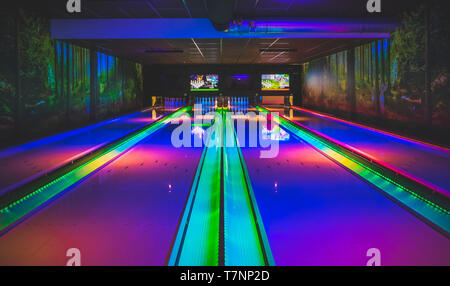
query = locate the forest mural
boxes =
[0,8,143,146]
[97,53,143,118]
[303,51,349,113]
[303,3,450,129]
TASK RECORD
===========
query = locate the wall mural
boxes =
[97,53,143,118]
[0,8,143,145]
[303,51,349,113]
[303,4,450,129]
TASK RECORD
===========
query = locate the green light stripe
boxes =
[170,111,222,266]
[223,111,272,266]
[0,107,189,233]
[256,107,450,234]
[170,109,274,265]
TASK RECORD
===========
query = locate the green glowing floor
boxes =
[169,109,273,266]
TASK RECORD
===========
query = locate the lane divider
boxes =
[168,110,222,266]
[169,108,274,265]
[0,107,190,235]
[223,110,274,266]
[257,106,450,236]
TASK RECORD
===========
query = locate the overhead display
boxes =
[190,74,219,91]
[261,74,290,91]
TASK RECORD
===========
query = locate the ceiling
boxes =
[71,37,371,65]
[16,0,421,65]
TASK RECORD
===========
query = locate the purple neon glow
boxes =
[231,21,347,33]
[51,19,391,39]
[228,18,397,34]
[233,75,250,79]
[0,117,203,266]
[291,106,450,154]
[240,117,450,265]
[0,108,153,160]
[0,109,165,195]
[272,110,450,198]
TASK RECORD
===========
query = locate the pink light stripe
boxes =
[265,107,450,198]
[291,106,450,154]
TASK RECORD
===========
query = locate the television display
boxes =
[190,74,219,91]
[261,74,290,91]
[226,75,251,90]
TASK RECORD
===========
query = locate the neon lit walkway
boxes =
[0,108,167,194]
[267,106,450,191]
[0,105,448,266]
[0,110,202,265]
[241,107,450,265]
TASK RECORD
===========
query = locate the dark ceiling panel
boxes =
[257,0,293,10]
[69,37,373,65]
[151,0,185,9]
[117,2,159,18]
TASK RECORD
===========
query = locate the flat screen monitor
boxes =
[261,74,290,91]
[190,74,219,91]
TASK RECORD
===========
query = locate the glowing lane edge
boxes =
[290,106,450,153]
[223,110,274,266]
[267,106,450,198]
[169,110,221,266]
[0,113,166,197]
[0,107,157,160]
[169,109,274,266]
[256,107,450,234]
[0,107,190,233]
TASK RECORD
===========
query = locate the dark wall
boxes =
[143,64,301,105]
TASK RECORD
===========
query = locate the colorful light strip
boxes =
[286,106,450,197]
[291,106,450,153]
[169,111,221,266]
[257,107,450,234]
[223,111,274,266]
[0,113,165,197]
[0,108,156,160]
[169,109,273,265]
[0,107,189,233]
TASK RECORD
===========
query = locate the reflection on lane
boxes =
[269,106,450,191]
[0,110,202,266]
[0,108,168,192]
[240,107,450,265]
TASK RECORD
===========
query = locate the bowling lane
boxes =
[267,106,450,191]
[0,113,202,266]
[0,108,167,193]
[239,112,450,266]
